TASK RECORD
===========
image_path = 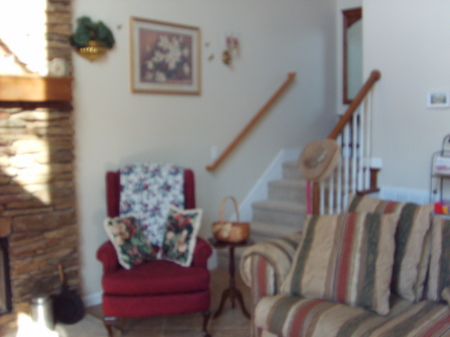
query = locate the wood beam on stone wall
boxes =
[0,76,72,102]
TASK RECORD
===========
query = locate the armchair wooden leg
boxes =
[103,316,123,337]
[202,311,211,337]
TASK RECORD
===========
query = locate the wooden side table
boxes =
[209,238,252,319]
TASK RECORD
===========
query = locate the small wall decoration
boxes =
[71,16,115,61]
[222,34,240,66]
[130,17,201,95]
[428,91,450,108]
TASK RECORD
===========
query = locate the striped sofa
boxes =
[240,195,450,337]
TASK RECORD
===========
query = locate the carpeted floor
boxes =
[55,314,107,337]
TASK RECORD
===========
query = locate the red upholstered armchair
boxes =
[96,168,212,337]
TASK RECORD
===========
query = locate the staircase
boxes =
[250,160,307,242]
[217,160,308,270]
[215,70,383,271]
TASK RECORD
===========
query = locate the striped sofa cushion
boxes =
[255,294,450,337]
[281,212,399,315]
[346,194,433,302]
[426,216,450,303]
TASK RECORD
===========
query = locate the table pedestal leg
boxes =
[213,245,251,319]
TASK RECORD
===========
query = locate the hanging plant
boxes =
[70,16,115,61]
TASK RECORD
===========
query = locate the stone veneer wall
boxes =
[0,0,79,331]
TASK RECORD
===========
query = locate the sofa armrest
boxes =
[97,241,122,274]
[97,236,212,274]
[239,231,302,311]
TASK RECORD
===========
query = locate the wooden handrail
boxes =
[328,70,381,140]
[206,72,296,171]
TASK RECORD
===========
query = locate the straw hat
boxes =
[299,139,340,182]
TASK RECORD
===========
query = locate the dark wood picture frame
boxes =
[130,17,201,95]
[343,7,362,104]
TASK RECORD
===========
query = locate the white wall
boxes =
[364,0,450,194]
[73,0,337,299]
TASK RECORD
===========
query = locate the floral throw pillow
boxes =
[161,206,203,267]
[103,216,156,269]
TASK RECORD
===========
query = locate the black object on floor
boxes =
[53,262,85,324]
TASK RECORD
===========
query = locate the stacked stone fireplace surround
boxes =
[0,0,80,332]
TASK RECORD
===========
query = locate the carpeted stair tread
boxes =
[252,199,306,213]
[268,178,305,187]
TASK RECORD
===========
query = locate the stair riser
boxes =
[250,231,274,243]
[250,229,299,243]
[250,222,300,240]
[252,208,305,229]
[268,183,306,203]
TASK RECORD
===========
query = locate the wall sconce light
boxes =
[222,34,239,66]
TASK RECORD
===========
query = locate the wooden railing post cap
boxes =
[371,70,381,80]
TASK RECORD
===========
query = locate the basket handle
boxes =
[219,196,240,223]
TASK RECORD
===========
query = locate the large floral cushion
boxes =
[281,212,399,315]
[161,205,203,267]
[426,215,450,303]
[103,216,156,269]
[119,163,185,247]
[346,194,433,301]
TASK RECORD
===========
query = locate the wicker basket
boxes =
[212,196,250,243]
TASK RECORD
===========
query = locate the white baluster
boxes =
[358,106,364,191]
[320,181,325,215]
[343,124,350,208]
[336,135,343,213]
[328,173,334,214]
[365,92,373,189]
[352,114,358,194]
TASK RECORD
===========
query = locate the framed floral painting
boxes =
[130,17,201,95]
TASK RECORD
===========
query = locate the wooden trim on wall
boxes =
[0,76,72,102]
